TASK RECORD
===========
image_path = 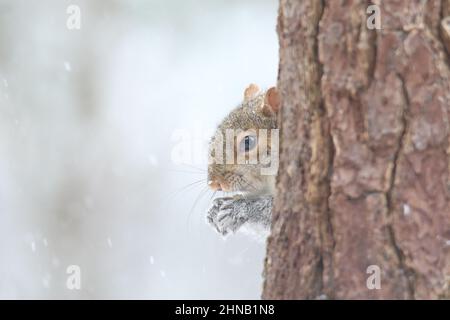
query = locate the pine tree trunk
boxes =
[263,0,450,300]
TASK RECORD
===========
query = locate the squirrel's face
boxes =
[207,85,280,196]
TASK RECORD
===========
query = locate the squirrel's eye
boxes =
[240,135,257,153]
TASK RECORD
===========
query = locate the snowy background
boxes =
[0,0,278,298]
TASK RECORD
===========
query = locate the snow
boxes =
[30,242,36,253]
[64,61,72,72]
[403,203,411,216]
[107,237,113,248]
[42,274,51,288]
[148,155,158,167]
[51,257,60,268]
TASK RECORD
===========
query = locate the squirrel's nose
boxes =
[208,179,229,192]
[208,180,222,191]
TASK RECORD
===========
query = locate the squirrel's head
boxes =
[207,84,280,195]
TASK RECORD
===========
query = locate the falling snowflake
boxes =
[64,61,72,72]
[42,274,51,288]
[148,155,158,167]
[51,257,60,268]
[402,203,411,216]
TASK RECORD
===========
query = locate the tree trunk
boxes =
[263,0,450,299]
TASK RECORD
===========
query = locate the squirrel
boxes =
[206,84,280,239]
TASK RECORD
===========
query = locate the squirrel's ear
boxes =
[243,83,260,102]
[262,87,280,115]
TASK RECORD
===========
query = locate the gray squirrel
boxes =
[206,84,280,238]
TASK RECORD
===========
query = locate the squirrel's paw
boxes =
[207,196,248,236]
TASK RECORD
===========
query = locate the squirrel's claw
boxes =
[207,197,248,236]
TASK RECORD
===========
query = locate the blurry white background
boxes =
[0,0,278,299]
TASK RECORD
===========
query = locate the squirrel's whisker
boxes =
[244,179,258,191]
[179,163,207,173]
[186,186,210,233]
[166,169,205,175]
[158,178,207,205]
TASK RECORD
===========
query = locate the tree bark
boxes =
[263,0,450,299]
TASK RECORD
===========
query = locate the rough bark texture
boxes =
[263,0,450,299]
